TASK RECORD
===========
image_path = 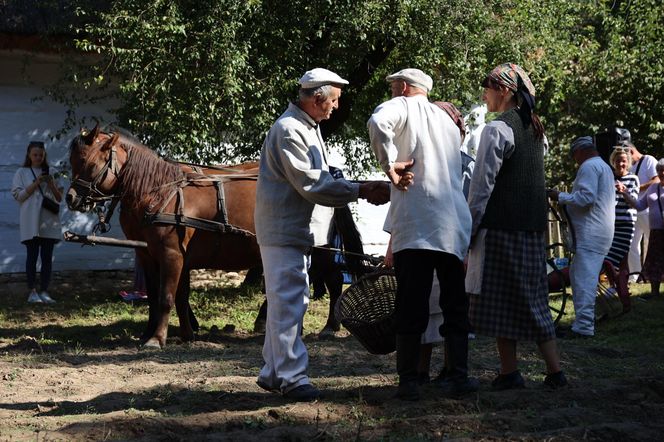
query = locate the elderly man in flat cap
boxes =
[368,68,477,401]
[548,136,615,338]
[255,68,388,401]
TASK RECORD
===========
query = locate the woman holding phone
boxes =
[11,141,63,304]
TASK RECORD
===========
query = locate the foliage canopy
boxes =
[51,0,663,184]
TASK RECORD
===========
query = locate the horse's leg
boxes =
[175,269,196,342]
[144,251,183,348]
[140,256,159,342]
[242,265,264,288]
[253,297,267,333]
[308,249,327,300]
[189,304,200,332]
[320,250,343,338]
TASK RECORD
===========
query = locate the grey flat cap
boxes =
[298,68,349,89]
[570,136,596,155]
[385,68,433,92]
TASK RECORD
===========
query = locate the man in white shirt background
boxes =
[548,136,615,338]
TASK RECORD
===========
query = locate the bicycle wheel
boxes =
[547,258,569,326]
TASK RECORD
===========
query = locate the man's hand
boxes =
[388,159,415,191]
[359,181,390,205]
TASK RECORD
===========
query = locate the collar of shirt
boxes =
[288,102,318,129]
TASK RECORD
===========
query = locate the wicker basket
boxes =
[334,269,397,355]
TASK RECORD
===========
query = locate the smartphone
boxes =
[41,165,49,176]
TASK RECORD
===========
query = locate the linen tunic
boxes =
[255,102,360,248]
[368,95,471,260]
[11,166,63,243]
[558,156,615,254]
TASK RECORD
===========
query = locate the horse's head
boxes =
[67,124,127,212]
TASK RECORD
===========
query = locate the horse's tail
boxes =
[333,206,371,277]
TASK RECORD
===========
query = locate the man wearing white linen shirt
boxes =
[255,68,388,401]
[548,136,615,338]
[368,68,477,401]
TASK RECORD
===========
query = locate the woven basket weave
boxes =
[334,269,397,355]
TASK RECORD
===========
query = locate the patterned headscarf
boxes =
[434,101,466,142]
[482,63,536,110]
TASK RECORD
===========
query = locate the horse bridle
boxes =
[71,134,124,203]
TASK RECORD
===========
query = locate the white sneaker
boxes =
[27,290,43,304]
[39,291,56,304]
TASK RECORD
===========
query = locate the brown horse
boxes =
[67,125,261,348]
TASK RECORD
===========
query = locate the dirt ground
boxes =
[1,270,664,441]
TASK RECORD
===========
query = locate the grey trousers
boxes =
[258,245,311,393]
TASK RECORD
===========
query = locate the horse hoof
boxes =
[141,338,163,349]
[318,328,336,340]
[253,320,266,334]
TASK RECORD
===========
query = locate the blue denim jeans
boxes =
[24,237,57,291]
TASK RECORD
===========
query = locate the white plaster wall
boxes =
[0,50,134,273]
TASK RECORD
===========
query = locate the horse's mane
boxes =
[116,134,185,211]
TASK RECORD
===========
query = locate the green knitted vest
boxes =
[479,109,547,231]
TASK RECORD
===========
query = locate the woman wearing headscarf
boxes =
[466,63,566,390]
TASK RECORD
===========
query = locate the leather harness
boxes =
[72,135,256,238]
[144,169,256,237]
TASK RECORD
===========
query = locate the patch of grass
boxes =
[2,272,664,441]
[190,284,264,331]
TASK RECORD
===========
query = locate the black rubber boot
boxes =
[432,339,450,384]
[433,334,479,397]
[396,334,421,401]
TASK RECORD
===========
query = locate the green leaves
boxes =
[50,0,663,181]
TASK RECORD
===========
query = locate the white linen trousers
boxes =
[570,248,605,336]
[258,245,312,393]
[628,210,650,279]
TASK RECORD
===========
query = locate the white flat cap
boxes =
[298,68,349,89]
[385,68,433,92]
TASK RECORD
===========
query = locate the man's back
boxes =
[368,95,471,259]
[567,156,615,253]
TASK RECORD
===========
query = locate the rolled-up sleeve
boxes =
[367,99,406,174]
